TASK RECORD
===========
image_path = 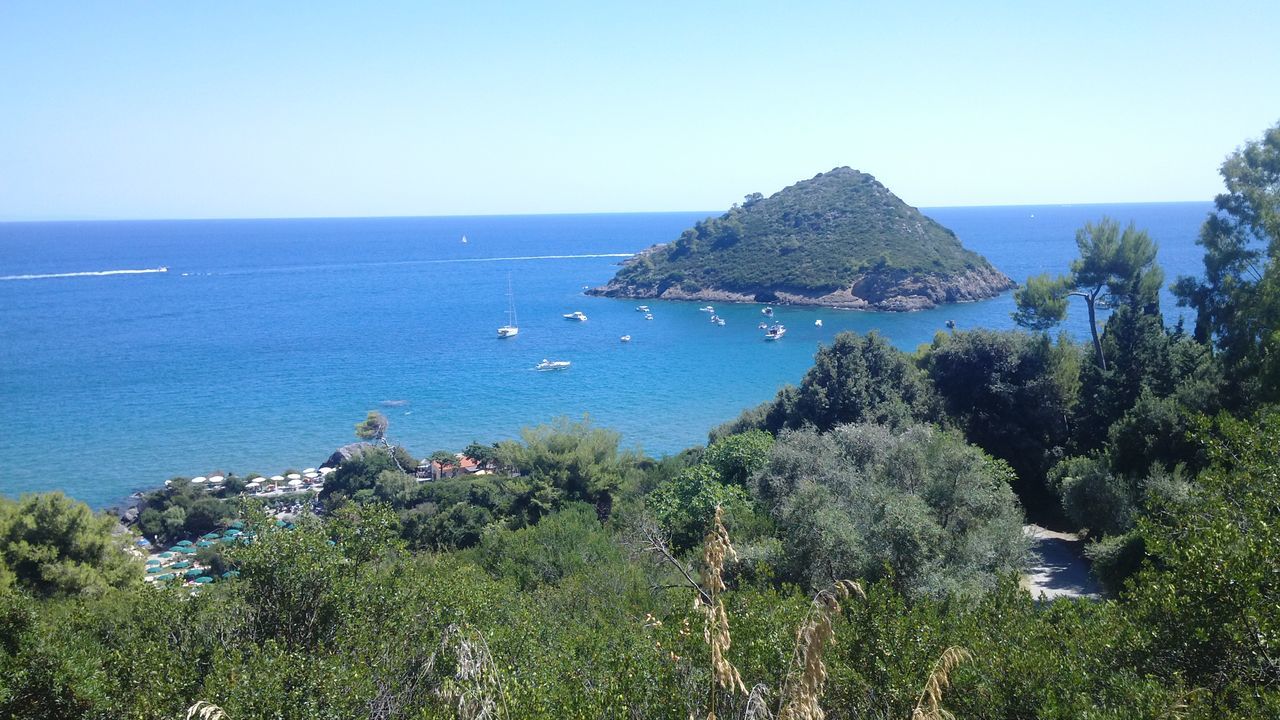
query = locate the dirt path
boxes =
[1021,524,1101,600]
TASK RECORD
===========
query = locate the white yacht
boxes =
[764,324,786,341]
[497,275,519,338]
[635,305,650,312]
[762,306,773,316]
[536,359,571,371]
[814,319,823,327]
[699,305,715,313]
[563,311,588,321]
[644,313,654,320]
[620,335,631,342]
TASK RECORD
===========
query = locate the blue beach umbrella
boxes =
[223,529,243,536]
[196,540,214,548]
[146,559,161,566]
[219,536,236,544]
[184,568,202,578]
[146,566,165,574]
[194,576,214,584]
[175,540,193,547]
[221,570,240,579]
[155,573,176,581]
[158,552,175,559]
[201,532,220,540]
[171,560,192,569]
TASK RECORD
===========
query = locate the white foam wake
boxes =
[0,267,169,281]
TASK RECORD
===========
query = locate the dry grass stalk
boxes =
[911,646,973,720]
[699,506,746,719]
[426,624,509,720]
[185,702,228,720]
[743,683,776,720]
[776,580,865,720]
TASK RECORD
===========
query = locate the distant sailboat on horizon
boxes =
[461,234,469,244]
[498,275,519,338]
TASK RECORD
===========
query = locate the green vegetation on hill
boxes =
[0,120,1278,719]
[592,167,1012,307]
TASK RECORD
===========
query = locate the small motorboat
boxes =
[563,311,588,321]
[758,322,768,330]
[635,305,650,312]
[762,306,773,316]
[620,335,631,342]
[815,319,823,327]
[714,317,726,326]
[644,313,654,320]
[699,305,715,313]
[536,359,571,371]
[945,319,956,329]
[764,324,786,341]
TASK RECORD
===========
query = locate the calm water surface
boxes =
[0,203,1210,506]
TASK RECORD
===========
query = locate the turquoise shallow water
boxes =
[0,203,1210,507]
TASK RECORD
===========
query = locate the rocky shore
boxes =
[587,264,1015,311]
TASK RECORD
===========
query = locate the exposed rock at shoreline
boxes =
[588,167,1014,311]
[590,265,1015,311]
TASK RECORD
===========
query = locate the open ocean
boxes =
[0,203,1210,508]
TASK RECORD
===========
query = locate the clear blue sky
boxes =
[2,1,1277,220]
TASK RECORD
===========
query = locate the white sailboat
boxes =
[498,276,519,338]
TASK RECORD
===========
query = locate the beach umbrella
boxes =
[222,570,240,579]
[219,536,236,544]
[223,528,242,536]
[184,568,203,578]
[288,479,303,487]
[158,551,175,559]
[196,540,214,548]
[209,475,225,483]
[171,560,192,569]
[245,481,261,488]
[147,566,165,574]
[270,475,284,482]
[286,473,301,480]
[194,576,214,584]
[156,573,176,581]
[175,540,193,547]
[319,467,334,474]
[201,532,220,539]
[303,467,317,473]
[191,476,207,484]
[146,558,161,566]
[274,519,287,527]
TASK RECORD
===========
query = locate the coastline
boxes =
[587,265,1017,311]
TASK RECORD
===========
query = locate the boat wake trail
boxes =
[0,267,169,281]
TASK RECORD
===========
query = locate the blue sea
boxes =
[0,203,1211,508]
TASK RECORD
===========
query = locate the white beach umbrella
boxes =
[190,477,207,484]
[287,479,304,487]
[208,475,225,483]
[286,473,301,480]
[270,475,285,482]
[303,467,317,473]
[319,467,334,474]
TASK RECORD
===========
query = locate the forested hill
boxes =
[589,167,1014,310]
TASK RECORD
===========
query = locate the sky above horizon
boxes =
[2,2,1278,221]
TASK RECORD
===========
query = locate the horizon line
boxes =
[0,198,1213,224]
